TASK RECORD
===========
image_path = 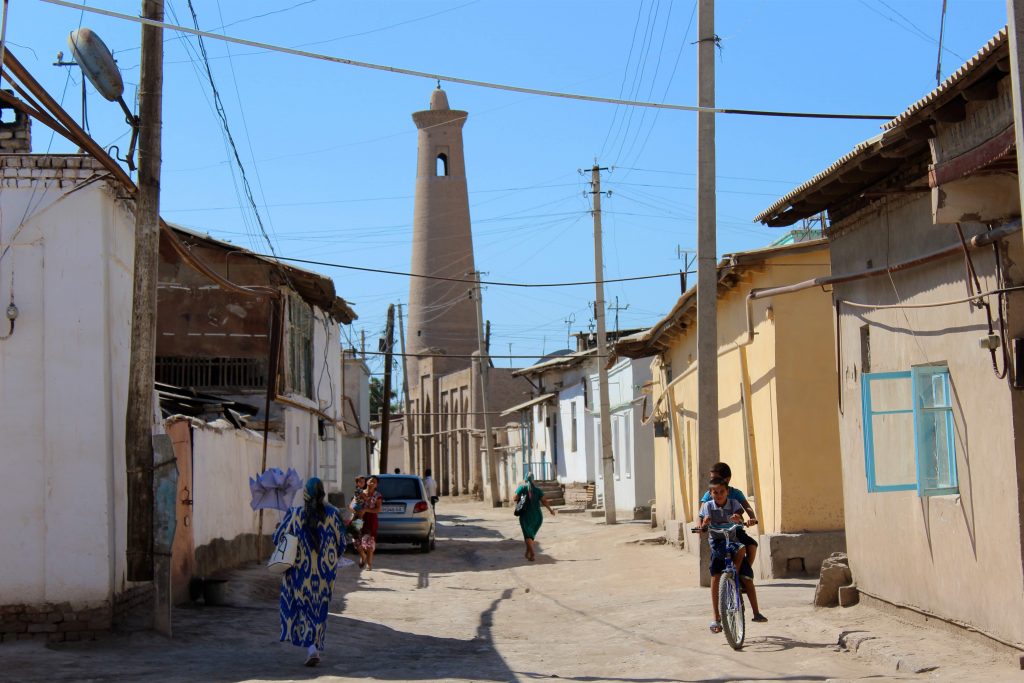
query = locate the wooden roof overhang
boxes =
[755,29,1013,229]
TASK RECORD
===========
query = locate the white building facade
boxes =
[589,358,656,517]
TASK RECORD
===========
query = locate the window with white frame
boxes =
[861,364,958,496]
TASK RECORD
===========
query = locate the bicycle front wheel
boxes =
[719,571,745,650]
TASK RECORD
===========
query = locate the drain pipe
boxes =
[745,219,1022,317]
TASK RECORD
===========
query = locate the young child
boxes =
[698,477,767,633]
[348,476,368,566]
[698,461,759,568]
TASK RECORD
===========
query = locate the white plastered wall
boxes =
[0,176,134,608]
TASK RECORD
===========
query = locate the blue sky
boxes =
[10,0,1010,376]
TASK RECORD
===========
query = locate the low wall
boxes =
[0,584,152,644]
[756,531,847,579]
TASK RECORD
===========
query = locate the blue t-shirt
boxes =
[698,497,744,529]
[700,485,747,505]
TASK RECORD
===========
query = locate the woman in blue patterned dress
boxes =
[273,477,344,667]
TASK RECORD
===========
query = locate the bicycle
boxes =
[692,523,747,650]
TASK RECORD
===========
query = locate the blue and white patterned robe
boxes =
[273,504,344,650]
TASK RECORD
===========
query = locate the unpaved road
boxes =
[3,499,1018,682]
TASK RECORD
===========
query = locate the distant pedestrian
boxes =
[348,475,368,568]
[360,475,384,570]
[273,477,344,667]
[423,468,439,511]
[514,472,556,561]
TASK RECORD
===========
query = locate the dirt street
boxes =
[3,499,1019,683]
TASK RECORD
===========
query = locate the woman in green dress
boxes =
[514,472,557,561]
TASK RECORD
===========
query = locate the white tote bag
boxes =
[267,531,298,574]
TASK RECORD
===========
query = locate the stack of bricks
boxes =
[0,603,112,644]
[0,97,30,154]
[1,155,108,189]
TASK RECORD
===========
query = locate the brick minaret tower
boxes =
[406,87,478,381]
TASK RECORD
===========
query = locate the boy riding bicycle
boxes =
[698,462,759,568]
[698,477,767,633]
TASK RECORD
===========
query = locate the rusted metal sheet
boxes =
[156,286,271,358]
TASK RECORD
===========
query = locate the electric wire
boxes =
[39,0,897,120]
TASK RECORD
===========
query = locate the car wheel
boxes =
[419,526,434,553]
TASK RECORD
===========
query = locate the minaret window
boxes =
[436,153,448,177]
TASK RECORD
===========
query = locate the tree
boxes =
[369,377,398,421]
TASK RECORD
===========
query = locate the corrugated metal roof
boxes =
[500,392,557,417]
[754,27,1009,227]
[614,239,829,358]
[513,348,597,377]
[884,28,1008,131]
[752,133,885,224]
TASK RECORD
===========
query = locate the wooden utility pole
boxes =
[696,0,719,586]
[125,0,163,584]
[397,303,415,473]
[1008,0,1024,220]
[590,165,618,525]
[379,304,395,473]
[472,272,501,507]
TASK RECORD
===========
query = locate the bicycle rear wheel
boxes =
[719,571,745,650]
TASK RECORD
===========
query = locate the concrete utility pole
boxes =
[696,0,719,586]
[589,165,618,525]
[1007,0,1024,220]
[125,0,163,585]
[379,304,395,473]
[472,272,501,507]
[397,303,415,473]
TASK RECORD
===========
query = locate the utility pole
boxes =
[125,0,163,585]
[397,303,414,474]
[472,272,501,507]
[379,304,395,473]
[588,164,618,525]
[1008,0,1024,223]
[485,320,493,367]
[676,246,696,294]
[696,0,719,586]
[609,295,629,335]
[360,329,366,357]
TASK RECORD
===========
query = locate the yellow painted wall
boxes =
[649,243,844,540]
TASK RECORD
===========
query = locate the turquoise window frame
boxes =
[861,371,916,492]
[911,365,959,497]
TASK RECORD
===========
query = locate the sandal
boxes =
[752,613,768,623]
[709,621,722,634]
[304,654,320,667]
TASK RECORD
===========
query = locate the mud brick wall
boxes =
[0,585,154,644]
[0,603,112,644]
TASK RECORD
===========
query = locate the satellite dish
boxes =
[68,28,124,102]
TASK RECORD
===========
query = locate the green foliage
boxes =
[369,377,399,421]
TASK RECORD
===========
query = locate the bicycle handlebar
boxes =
[691,523,745,534]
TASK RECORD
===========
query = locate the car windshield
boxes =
[377,478,421,501]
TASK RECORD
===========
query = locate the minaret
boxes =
[406,87,478,380]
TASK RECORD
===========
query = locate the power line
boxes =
[183,0,284,264]
[244,251,681,287]
[358,349,610,360]
[40,0,896,120]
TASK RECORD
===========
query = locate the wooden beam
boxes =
[904,121,936,140]
[934,95,967,123]
[963,73,1002,101]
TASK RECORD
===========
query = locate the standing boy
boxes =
[698,477,767,633]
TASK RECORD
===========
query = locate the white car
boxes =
[374,474,436,553]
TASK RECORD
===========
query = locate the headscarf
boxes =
[303,477,326,552]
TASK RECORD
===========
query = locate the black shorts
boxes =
[709,537,754,578]
[736,528,758,548]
